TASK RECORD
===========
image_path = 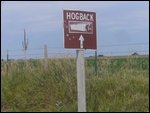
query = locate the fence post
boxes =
[44,44,48,71]
[95,50,97,75]
[6,50,9,73]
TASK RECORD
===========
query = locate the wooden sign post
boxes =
[63,9,97,112]
[76,49,86,112]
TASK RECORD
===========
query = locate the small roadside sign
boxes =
[63,10,97,49]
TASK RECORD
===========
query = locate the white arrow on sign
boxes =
[79,35,84,49]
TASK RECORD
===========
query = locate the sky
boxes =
[1,1,149,59]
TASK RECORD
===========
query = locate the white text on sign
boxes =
[66,12,94,21]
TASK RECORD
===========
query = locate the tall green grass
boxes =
[1,56,149,112]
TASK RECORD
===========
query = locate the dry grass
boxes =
[1,56,149,112]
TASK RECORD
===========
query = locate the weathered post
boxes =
[22,29,28,60]
[6,50,9,73]
[95,50,97,75]
[76,49,86,112]
[44,44,48,71]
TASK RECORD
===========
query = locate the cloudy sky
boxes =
[1,1,149,59]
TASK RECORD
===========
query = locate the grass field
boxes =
[1,56,149,112]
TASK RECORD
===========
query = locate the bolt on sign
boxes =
[63,10,97,49]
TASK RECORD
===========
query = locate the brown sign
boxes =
[63,10,97,49]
